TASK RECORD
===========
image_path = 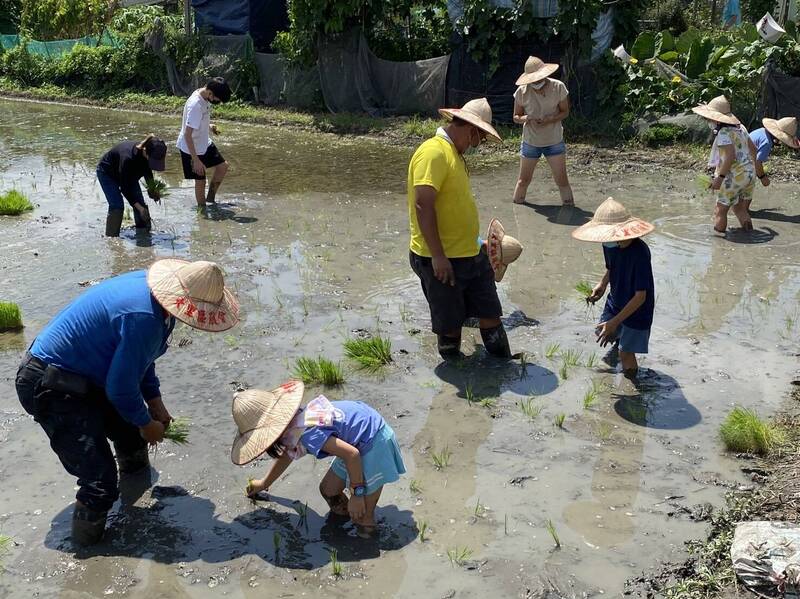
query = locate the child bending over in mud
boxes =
[231,380,405,538]
[571,197,655,380]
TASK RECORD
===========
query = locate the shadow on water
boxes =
[724,226,778,245]
[518,202,593,226]
[202,203,259,224]
[434,351,558,399]
[464,309,540,332]
[44,486,416,570]
[613,369,701,430]
[120,228,190,250]
[750,208,800,225]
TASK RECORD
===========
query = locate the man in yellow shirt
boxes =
[408,98,511,359]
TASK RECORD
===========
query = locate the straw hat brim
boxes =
[486,219,507,282]
[230,382,305,465]
[763,118,800,149]
[438,108,502,143]
[571,218,655,243]
[516,63,559,86]
[147,258,240,332]
[691,105,740,126]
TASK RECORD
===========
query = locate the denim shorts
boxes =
[613,325,650,354]
[520,140,566,159]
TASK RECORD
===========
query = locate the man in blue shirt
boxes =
[15,259,239,545]
[748,117,799,212]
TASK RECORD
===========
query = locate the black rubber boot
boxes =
[205,181,222,204]
[116,447,149,474]
[105,210,124,237]
[133,205,151,231]
[437,334,462,359]
[72,502,108,546]
[480,324,512,358]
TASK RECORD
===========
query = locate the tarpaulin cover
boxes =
[761,63,800,122]
[317,29,449,116]
[0,33,120,57]
[192,0,249,35]
[249,0,289,52]
[255,52,320,109]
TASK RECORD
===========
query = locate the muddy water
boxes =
[1,98,799,598]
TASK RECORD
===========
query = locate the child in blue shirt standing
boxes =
[748,117,799,212]
[231,381,405,538]
[572,197,655,380]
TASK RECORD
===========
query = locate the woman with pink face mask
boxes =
[511,56,574,206]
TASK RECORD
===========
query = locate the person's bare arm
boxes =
[512,98,528,125]
[247,454,292,496]
[415,185,455,286]
[712,144,734,190]
[596,290,647,346]
[321,436,366,520]
[588,269,610,304]
[183,125,205,176]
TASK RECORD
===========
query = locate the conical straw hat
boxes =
[691,95,741,126]
[487,219,523,282]
[763,116,799,149]
[516,55,559,86]
[439,98,502,143]
[571,197,655,243]
[147,259,239,332]
[230,380,305,465]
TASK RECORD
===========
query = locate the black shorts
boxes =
[409,249,502,335]
[180,143,226,180]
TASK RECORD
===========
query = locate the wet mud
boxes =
[1,98,799,598]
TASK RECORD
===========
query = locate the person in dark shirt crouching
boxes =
[96,135,167,237]
[572,197,655,380]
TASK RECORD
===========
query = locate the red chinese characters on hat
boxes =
[174,297,227,325]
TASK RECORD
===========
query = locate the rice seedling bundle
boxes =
[164,417,191,444]
[695,174,712,192]
[293,356,345,386]
[0,190,34,216]
[0,302,23,331]
[575,281,593,300]
[343,336,392,372]
[146,178,170,198]
[719,406,783,455]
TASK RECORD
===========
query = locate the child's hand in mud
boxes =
[246,478,267,498]
[595,321,618,347]
[348,496,366,521]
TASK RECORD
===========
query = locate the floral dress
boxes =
[708,125,755,206]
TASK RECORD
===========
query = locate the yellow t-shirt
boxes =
[407,135,479,258]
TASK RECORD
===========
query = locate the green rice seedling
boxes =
[409,479,422,494]
[447,546,473,567]
[545,519,561,549]
[431,446,451,470]
[719,407,784,455]
[145,178,170,199]
[695,174,712,192]
[474,497,485,517]
[164,417,190,444]
[581,382,600,410]
[293,501,309,529]
[545,343,560,360]
[343,336,392,372]
[575,281,593,301]
[330,548,342,577]
[292,357,345,386]
[559,361,569,380]
[478,397,497,409]
[465,382,477,404]
[585,352,598,369]
[418,520,429,542]
[0,302,23,331]
[561,349,582,367]
[273,531,282,556]
[519,397,543,421]
[504,514,508,535]
[554,413,566,429]
[596,421,613,441]
[0,189,33,215]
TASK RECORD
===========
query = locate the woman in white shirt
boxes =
[512,56,574,206]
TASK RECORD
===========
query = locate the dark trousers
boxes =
[15,354,146,513]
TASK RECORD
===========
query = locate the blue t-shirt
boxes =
[30,270,175,426]
[601,239,655,330]
[749,128,773,163]
[300,401,385,458]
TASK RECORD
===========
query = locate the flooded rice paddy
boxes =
[1,98,799,598]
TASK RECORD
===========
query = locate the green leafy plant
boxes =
[478,397,497,409]
[0,533,13,567]
[696,174,712,192]
[431,446,451,470]
[545,343,561,360]
[447,546,473,567]
[273,531,282,556]
[0,302,23,331]
[575,281,593,300]
[554,413,566,429]
[0,189,34,215]
[418,520,429,542]
[292,356,345,386]
[330,548,342,577]
[163,417,190,445]
[561,349,582,368]
[145,178,170,199]
[409,479,422,494]
[559,361,569,381]
[585,352,598,368]
[581,383,599,410]
[343,336,392,372]
[545,519,561,549]
[719,407,783,455]
[519,397,542,421]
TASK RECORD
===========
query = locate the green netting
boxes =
[0,32,120,58]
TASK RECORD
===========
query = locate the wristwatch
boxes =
[352,484,367,497]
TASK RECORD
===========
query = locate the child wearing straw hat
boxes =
[233,381,405,539]
[747,117,799,210]
[511,56,574,206]
[572,198,655,380]
[692,95,756,233]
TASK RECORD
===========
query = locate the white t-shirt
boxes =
[177,89,211,155]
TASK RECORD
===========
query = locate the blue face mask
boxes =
[602,241,619,248]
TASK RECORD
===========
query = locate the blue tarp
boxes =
[192,0,249,35]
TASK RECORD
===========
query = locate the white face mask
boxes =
[530,80,547,90]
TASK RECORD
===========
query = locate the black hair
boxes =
[206,77,232,103]
[451,116,471,127]
[266,439,286,459]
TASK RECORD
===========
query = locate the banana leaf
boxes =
[686,38,714,79]
[677,27,701,54]
[632,32,656,60]
[659,50,679,62]
[655,30,675,55]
